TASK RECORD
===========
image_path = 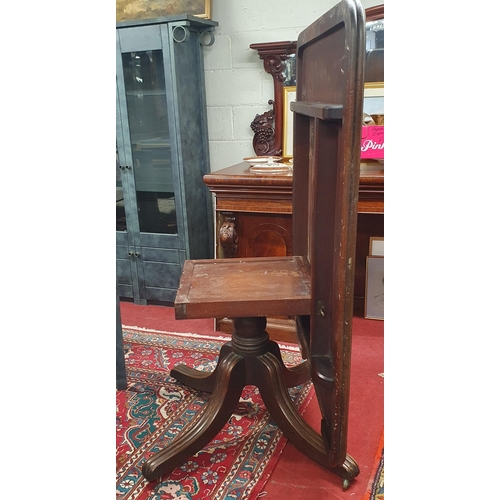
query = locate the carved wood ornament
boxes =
[249,41,297,156]
[219,213,238,258]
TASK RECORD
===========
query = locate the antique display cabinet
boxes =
[116,15,217,304]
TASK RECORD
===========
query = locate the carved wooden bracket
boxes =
[219,213,238,258]
[249,41,297,156]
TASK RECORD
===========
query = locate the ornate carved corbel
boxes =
[249,41,297,156]
[219,213,238,258]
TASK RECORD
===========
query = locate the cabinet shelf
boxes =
[126,90,167,97]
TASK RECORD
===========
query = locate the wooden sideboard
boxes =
[203,161,384,342]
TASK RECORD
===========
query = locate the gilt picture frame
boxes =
[363,82,384,123]
[116,0,212,23]
[282,86,296,159]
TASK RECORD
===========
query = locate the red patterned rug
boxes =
[116,326,314,499]
[363,432,384,500]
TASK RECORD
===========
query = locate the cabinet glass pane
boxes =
[122,49,177,234]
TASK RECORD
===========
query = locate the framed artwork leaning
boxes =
[117,0,212,22]
[364,255,384,320]
[369,236,384,256]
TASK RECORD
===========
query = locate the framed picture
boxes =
[369,236,384,256]
[117,0,212,23]
[282,86,296,159]
[363,82,384,125]
[364,256,384,320]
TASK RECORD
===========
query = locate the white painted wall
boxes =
[201,0,383,171]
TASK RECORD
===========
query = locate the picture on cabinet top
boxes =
[117,0,211,23]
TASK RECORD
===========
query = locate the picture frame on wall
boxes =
[363,82,384,124]
[369,236,384,256]
[365,255,384,320]
[282,86,296,159]
[116,0,212,23]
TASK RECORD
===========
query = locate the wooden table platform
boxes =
[175,256,311,319]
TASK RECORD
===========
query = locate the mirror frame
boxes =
[249,4,384,157]
[365,4,383,22]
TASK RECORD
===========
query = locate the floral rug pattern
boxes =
[364,432,384,500]
[369,449,384,500]
[116,327,313,499]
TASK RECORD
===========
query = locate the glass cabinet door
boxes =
[116,16,216,304]
[120,49,177,235]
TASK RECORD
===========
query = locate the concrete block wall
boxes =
[202,0,383,172]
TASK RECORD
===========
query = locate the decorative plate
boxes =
[243,156,282,166]
[249,163,292,174]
